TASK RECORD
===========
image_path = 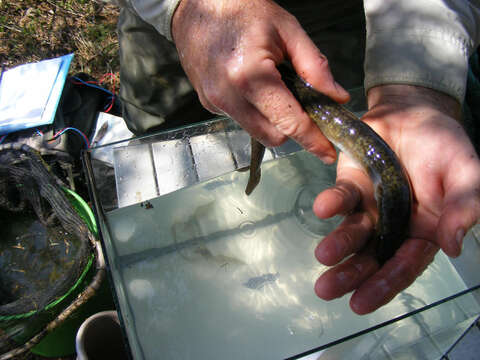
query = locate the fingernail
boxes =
[455,228,465,255]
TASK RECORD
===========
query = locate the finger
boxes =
[435,135,480,257]
[314,159,375,219]
[313,180,362,219]
[436,154,480,257]
[197,81,288,147]
[315,212,374,266]
[227,95,288,147]
[315,252,378,301]
[233,57,337,162]
[278,19,350,104]
[349,238,439,315]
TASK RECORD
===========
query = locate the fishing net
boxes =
[0,142,104,359]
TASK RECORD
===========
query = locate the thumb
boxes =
[278,21,350,103]
[436,191,480,258]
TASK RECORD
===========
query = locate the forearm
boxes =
[364,0,480,103]
[367,84,462,121]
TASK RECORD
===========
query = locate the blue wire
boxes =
[0,135,6,145]
[72,76,114,96]
[54,127,90,148]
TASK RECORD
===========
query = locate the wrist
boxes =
[171,0,194,44]
[367,84,461,121]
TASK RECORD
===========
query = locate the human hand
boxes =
[171,0,349,163]
[313,84,480,314]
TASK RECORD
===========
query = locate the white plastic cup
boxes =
[75,310,128,360]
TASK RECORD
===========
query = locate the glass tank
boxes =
[83,114,480,360]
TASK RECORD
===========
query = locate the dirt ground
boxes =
[0,0,120,89]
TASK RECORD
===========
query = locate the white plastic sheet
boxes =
[0,54,73,135]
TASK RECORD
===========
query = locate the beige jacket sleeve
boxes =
[364,0,480,103]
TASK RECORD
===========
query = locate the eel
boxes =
[245,65,412,264]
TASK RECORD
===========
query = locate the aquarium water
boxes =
[105,151,478,359]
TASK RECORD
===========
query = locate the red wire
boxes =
[104,97,115,113]
[100,72,117,113]
[70,79,98,85]
[70,73,118,113]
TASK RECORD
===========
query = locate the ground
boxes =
[0,0,120,91]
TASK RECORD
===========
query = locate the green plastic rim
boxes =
[0,188,97,321]
[63,186,98,237]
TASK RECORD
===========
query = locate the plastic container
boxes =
[75,311,128,360]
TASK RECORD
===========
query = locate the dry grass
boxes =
[0,0,120,87]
